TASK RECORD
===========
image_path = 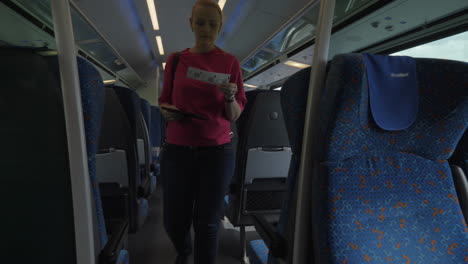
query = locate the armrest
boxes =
[451,165,468,221]
[99,218,129,264]
[251,214,286,258]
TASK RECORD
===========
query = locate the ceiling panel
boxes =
[135,0,315,71]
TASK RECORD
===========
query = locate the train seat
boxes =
[150,106,162,178]
[108,85,149,231]
[312,53,468,263]
[226,90,291,226]
[140,98,156,193]
[1,47,77,263]
[99,87,145,232]
[248,67,312,264]
[75,57,130,264]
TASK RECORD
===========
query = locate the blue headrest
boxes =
[363,54,419,131]
[322,54,468,161]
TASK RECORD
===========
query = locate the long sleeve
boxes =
[158,53,176,105]
[230,58,247,110]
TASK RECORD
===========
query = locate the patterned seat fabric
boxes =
[76,57,109,250]
[77,58,131,263]
[247,240,269,264]
[317,54,468,263]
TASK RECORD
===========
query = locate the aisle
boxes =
[128,186,260,263]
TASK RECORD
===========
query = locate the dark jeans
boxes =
[160,142,235,264]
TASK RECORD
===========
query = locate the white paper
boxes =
[187,67,231,85]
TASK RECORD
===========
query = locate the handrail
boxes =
[50,0,96,263]
[291,0,336,263]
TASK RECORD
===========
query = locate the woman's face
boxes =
[190,6,222,47]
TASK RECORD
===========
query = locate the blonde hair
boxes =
[191,0,224,22]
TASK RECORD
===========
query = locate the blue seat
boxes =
[0,48,76,263]
[313,54,468,263]
[248,67,312,264]
[75,57,129,264]
[247,240,269,264]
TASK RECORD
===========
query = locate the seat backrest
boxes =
[150,106,162,149]
[266,67,311,264]
[140,98,152,145]
[236,90,291,184]
[47,55,110,255]
[74,56,108,253]
[238,90,290,148]
[112,86,144,180]
[0,48,77,263]
[227,90,291,222]
[99,87,138,188]
[140,98,151,126]
[315,54,468,263]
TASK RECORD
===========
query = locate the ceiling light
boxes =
[244,83,258,88]
[146,0,160,30]
[218,0,226,10]
[156,36,165,55]
[273,87,282,91]
[103,80,116,84]
[162,62,166,69]
[284,60,310,69]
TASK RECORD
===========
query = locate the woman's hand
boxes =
[160,104,184,121]
[218,83,238,101]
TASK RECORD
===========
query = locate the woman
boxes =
[158,0,247,263]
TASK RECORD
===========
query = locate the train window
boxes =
[241,4,319,77]
[284,22,315,51]
[334,0,375,24]
[8,0,140,87]
[392,31,468,62]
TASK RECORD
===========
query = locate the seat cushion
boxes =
[323,152,468,263]
[247,240,269,264]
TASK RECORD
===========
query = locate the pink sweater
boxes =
[159,47,247,146]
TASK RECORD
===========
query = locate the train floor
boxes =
[129,185,260,264]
